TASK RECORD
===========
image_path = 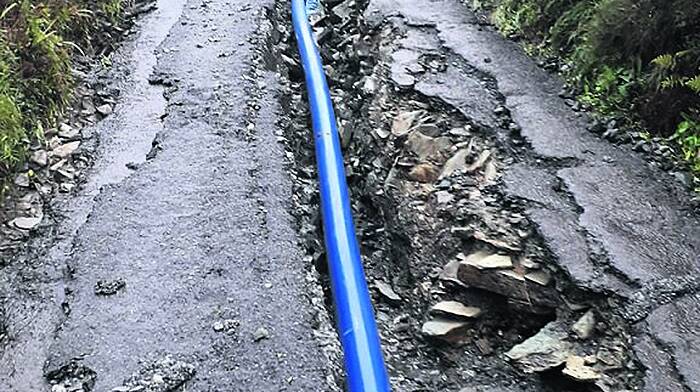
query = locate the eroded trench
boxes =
[265,1,643,391]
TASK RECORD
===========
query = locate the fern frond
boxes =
[685,75,700,94]
[651,54,675,70]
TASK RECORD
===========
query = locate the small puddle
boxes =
[84,0,186,194]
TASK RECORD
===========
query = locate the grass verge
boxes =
[472,0,699,189]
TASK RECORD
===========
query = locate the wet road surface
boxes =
[0,0,331,390]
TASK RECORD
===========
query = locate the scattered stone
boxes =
[466,230,521,252]
[439,259,465,287]
[30,150,48,166]
[409,163,440,183]
[440,148,470,179]
[405,131,451,161]
[421,318,468,344]
[51,141,81,159]
[375,128,390,139]
[506,321,573,373]
[474,337,494,355]
[60,183,76,193]
[483,160,498,182]
[14,173,30,187]
[253,326,270,341]
[457,253,560,308]
[213,319,238,334]
[118,356,195,392]
[10,216,42,230]
[460,251,513,269]
[430,301,481,320]
[563,355,600,382]
[465,149,492,172]
[58,124,80,140]
[96,104,113,116]
[57,166,76,180]
[525,270,553,286]
[375,280,401,303]
[572,310,596,340]
[392,72,415,88]
[50,159,66,172]
[46,360,96,392]
[520,258,541,270]
[405,62,425,74]
[391,110,422,136]
[94,278,126,296]
[363,76,379,94]
[435,191,454,204]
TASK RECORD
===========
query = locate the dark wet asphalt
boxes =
[368,0,700,390]
[0,0,331,390]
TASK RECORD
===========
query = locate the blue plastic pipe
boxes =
[290,1,392,391]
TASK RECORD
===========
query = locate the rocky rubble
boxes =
[275,0,642,390]
[112,357,196,392]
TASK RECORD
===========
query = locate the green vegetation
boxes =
[474,0,700,183]
[0,0,131,177]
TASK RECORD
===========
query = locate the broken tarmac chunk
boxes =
[430,301,481,320]
[422,318,469,344]
[506,321,573,373]
[94,278,126,296]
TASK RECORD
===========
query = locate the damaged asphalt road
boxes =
[281,0,699,391]
[0,0,335,391]
[0,0,698,391]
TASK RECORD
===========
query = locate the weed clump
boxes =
[0,0,133,177]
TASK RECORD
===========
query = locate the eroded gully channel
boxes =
[268,0,699,392]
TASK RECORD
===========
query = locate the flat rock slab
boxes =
[506,321,573,373]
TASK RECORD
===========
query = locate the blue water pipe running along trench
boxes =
[290,0,392,391]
